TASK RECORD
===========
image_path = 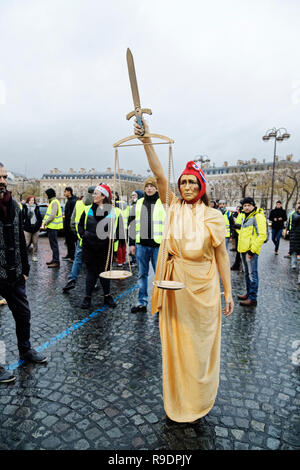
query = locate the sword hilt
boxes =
[126,108,152,137]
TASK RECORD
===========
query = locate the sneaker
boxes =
[81,296,91,309]
[131,305,147,313]
[0,366,16,384]
[275,251,278,255]
[20,349,48,364]
[32,256,38,262]
[104,295,116,308]
[62,279,76,292]
[0,298,7,306]
[46,260,54,265]
[292,265,297,270]
[62,256,72,261]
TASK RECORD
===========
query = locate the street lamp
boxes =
[194,155,211,169]
[262,127,290,212]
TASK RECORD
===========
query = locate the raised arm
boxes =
[134,120,171,205]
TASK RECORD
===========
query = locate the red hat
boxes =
[178,161,207,204]
[94,184,112,201]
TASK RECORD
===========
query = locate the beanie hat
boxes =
[88,186,96,194]
[45,188,56,199]
[94,184,112,201]
[144,176,158,190]
[178,161,207,204]
[135,190,144,200]
[241,197,255,207]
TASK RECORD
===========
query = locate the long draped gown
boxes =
[151,196,227,422]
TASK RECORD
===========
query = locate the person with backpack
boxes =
[237,197,267,307]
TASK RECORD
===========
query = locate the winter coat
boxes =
[269,208,287,230]
[22,204,43,233]
[0,192,30,283]
[237,208,267,255]
[78,203,112,265]
[64,195,78,230]
[290,210,300,254]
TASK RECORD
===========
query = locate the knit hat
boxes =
[241,197,256,207]
[94,184,112,201]
[178,161,207,204]
[45,188,56,199]
[144,176,158,189]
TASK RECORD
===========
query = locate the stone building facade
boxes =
[40,168,146,204]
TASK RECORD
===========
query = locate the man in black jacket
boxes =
[0,163,47,384]
[269,201,287,255]
[63,187,78,261]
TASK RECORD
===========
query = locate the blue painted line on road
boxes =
[6,283,139,371]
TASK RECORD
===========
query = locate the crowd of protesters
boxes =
[1,156,300,387]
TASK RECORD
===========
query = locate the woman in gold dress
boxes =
[135,121,234,423]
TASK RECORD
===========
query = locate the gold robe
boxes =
[151,198,226,422]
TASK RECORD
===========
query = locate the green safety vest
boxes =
[83,205,120,251]
[135,198,165,245]
[289,210,295,230]
[223,210,231,238]
[43,199,63,230]
[122,205,130,230]
[74,200,85,240]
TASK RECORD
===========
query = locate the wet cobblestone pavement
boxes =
[0,236,299,451]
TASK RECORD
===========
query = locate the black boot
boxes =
[62,279,76,293]
[104,294,116,308]
[81,296,91,309]
[231,263,240,271]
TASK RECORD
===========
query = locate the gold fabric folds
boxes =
[151,199,226,422]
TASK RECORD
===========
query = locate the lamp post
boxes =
[194,155,211,169]
[262,127,290,212]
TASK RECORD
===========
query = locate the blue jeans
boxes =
[271,228,282,252]
[68,241,82,282]
[241,253,259,301]
[136,244,159,306]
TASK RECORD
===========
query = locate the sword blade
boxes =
[126,48,141,110]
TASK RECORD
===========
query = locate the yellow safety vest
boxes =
[237,208,267,255]
[122,205,130,230]
[83,205,120,250]
[289,210,295,230]
[43,199,63,230]
[135,198,165,245]
[74,200,85,240]
[223,210,231,238]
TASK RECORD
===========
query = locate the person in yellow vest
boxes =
[62,187,95,293]
[128,190,144,266]
[218,200,234,251]
[78,184,116,310]
[112,191,127,267]
[41,188,63,268]
[130,177,166,313]
[237,197,267,307]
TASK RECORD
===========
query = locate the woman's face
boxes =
[179,174,200,202]
[28,197,35,205]
[93,190,105,205]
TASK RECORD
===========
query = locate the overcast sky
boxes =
[0,0,299,179]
